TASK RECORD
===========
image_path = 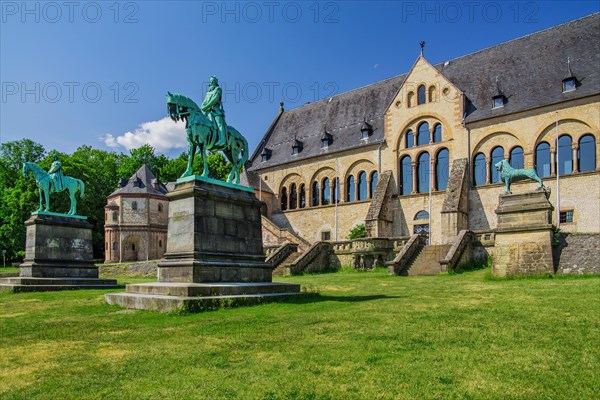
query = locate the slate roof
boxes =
[248,13,600,171]
[108,164,169,197]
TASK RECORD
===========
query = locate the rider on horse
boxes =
[200,76,227,147]
[48,154,65,192]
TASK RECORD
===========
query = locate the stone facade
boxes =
[243,15,599,275]
[104,165,169,263]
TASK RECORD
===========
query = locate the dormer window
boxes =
[562,57,577,93]
[321,130,333,148]
[360,120,373,139]
[132,178,140,188]
[261,148,272,162]
[292,139,303,155]
[492,95,505,109]
[563,77,576,92]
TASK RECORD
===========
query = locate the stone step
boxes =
[0,277,117,286]
[105,291,307,313]
[125,281,300,297]
[273,252,301,276]
[406,244,452,276]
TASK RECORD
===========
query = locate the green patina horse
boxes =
[22,162,85,215]
[166,92,248,184]
[495,159,544,193]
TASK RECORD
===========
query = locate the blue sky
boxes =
[1,1,598,157]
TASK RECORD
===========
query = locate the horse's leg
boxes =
[38,186,43,212]
[44,185,50,212]
[201,144,209,178]
[181,140,196,178]
[69,187,76,215]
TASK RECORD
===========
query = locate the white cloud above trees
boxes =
[102,117,187,153]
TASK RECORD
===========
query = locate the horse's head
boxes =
[166,92,201,123]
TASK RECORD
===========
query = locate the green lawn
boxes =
[1,269,598,400]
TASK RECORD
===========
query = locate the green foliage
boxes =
[117,144,168,180]
[347,223,366,240]
[552,226,562,248]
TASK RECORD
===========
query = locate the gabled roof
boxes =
[108,164,169,197]
[248,13,600,171]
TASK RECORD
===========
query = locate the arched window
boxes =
[578,134,596,172]
[158,203,163,212]
[358,171,367,201]
[311,182,319,206]
[473,153,486,186]
[132,243,136,251]
[415,210,429,220]
[417,122,430,146]
[280,187,288,211]
[299,184,306,208]
[406,130,414,148]
[400,156,413,195]
[159,240,162,248]
[407,92,414,108]
[436,148,449,191]
[112,211,118,221]
[432,124,442,143]
[113,242,118,251]
[509,146,524,169]
[289,184,298,210]
[535,142,551,178]
[370,171,378,199]
[417,85,426,105]
[490,146,504,183]
[428,86,436,102]
[105,242,108,250]
[332,178,340,203]
[322,178,330,205]
[132,201,138,210]
[557,135,573,175]
[346,176,355,202]
[417,152,430,193]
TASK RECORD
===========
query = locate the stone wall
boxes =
[554,233,600,274]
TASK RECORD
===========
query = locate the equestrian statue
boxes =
[22,154,85,215]
[166,76,249,184]
[494,159,544,193]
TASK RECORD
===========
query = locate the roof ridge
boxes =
[437,12,599,66]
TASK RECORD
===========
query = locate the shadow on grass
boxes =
[280,293,405,305]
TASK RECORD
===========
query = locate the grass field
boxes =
[1,268,598,400]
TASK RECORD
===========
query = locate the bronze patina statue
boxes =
[495,160,544,193]
[166,77,249,184]
[22,157,85,215]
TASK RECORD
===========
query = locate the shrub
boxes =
[348,224,366,240]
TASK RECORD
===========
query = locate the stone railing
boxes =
[264,245,280,258]
[288,241,331,275]
[440,230,473,272]
[261,216,311,251]
[387,234,426,275]
[330,237,408,254]
[265,242,298,268]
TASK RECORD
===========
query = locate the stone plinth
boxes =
[492,190,554,277]
[105,177,303,312]
[0,213,117,292]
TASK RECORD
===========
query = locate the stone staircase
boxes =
[404,244,452,276]
[273,252,301,276]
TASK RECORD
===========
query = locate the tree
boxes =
[348,224,366,240]
[117,144,168,180]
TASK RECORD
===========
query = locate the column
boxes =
[485,158,491,184]
[572,144,579,173]
[550,149,556,176]
[431,158,437,191]
[411,161,418,194]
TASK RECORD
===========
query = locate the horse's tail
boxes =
[79,179,85,199]
[238,136,249,168]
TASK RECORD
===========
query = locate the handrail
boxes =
[265,242,298,268]
[261,216,311,250]
[386,234,425,275]
[440,230,472,271]
[288,241,329,275]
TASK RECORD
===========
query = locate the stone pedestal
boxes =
[106,178,302,312]
[492,190,554,277]
[0,213,117,292]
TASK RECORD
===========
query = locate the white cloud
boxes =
[102,117,187,153]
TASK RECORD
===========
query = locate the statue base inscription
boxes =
[492,190,554,277]
[0,213,117,292]
[105,178,302,312]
